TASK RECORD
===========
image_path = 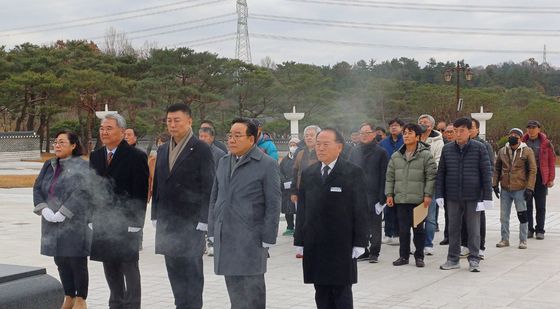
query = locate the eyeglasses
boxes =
[226,133,250,140]
[358,131,374,136]
[52,141,69,147]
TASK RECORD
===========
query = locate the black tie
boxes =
[322,165,330,183]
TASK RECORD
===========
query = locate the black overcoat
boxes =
[279,153,296,214]
[294,158,369,285]
[89,140,149,262]
[151,136,214,257]
[33,157,92,257]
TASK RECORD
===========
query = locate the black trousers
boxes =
[443,203,449,239]
[314,284,353,309]
[224,274,266,309]
[286,213,295,230]
[367,210,382,258]
[165,255,204,309]
[54,256,88,299]
[527,171,548,234]
[103,260,141,309]
[461,210,486,250]
[396,204,425,260]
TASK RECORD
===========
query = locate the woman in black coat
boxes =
[280,137,299,235]
[33,130,92,309]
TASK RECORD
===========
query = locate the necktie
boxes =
[107,151,113,166]
[322,165,330,183]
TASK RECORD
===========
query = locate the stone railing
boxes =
[0,132,41,162]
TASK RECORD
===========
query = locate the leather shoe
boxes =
[392,257,409,266]
[439,238,449,245]
[415,258,425,268]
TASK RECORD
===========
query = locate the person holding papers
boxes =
[385,123,437,268]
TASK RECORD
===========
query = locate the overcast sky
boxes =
[1,0,559,68]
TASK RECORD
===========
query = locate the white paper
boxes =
[436,198,444,208]
[330,187,342,192]
[375,203,386,215]
[283,181,292,189]
[476,202,485,212]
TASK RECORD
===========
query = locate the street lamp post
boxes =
[444,61,473,118]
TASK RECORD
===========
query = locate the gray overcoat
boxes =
[208,146,281,276]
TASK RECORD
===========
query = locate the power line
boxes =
[251,33,560,55]
[168,32,237,48]
[0,0,229,37]
[303,0,560,10]
[251,14,560,37]
[128,19,236,41]
[287,0,560,14]
[1,0,214,32]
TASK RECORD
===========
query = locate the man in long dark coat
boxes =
[294,127,369,309]
[89,113,149,309]
[151,103,214,309]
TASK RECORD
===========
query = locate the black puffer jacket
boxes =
[349,142,388,208]
[435,139,493,202]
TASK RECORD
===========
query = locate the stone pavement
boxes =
[2,171,560,308]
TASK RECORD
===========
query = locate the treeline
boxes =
[1,40,559,153]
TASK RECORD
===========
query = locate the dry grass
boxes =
[0,175,37,188]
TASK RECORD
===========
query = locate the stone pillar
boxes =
[283,106,305,139]
[471,106,493,140]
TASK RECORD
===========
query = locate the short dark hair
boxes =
[126,127,137,136]
[471,118,480,129]
[201,119,215,128]
[402,123,422,137]
[231,117,258,143]
[388,118,405,127]
[359,122,374,131]
[453,117,472,129]
[55,130,84,157]
[375,126,386,134]
[319,127,345,144]
[166,103,192,117]
[199,127,215,136]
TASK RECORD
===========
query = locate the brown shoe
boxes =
[496,240,510,248]
[61,296,75,309]
[72,297,87,309]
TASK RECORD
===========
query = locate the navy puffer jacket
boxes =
[435,139,493,202]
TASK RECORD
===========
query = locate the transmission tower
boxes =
[236,0,252,63]
[543,44,548,65]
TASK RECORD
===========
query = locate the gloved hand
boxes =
[41,208,56,222]
[524,189,534,200]
[208,236,214,243]
[436,198,444,208]
[352,247,365,259]
[295,246,304,256]
[493,186,500,199]
[152,220,157,229]
[88,223,93,230]
[52,211,66,222]
[128,227,141,232]
[196,222,208,232]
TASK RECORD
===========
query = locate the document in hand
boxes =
[413,203,429,228]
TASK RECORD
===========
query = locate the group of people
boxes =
[33,102,555,309]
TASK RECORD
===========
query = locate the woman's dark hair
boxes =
[231,117,258,142]
[55,130,84,156]
[402,123,422,137]
[453,117,473,130]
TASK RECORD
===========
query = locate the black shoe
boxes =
[536,233,545,240]
[528,231,534,238]
[439,238,449,245]
[392,257,409,266]
[415,258,425,268]
[369,255,379,263]
[357,250,370,261]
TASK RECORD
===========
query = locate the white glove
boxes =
[88,223,93,230]
[128,227,142,232]
[41,208,56,222]
[196,222,208,232]
[352,247,366,259]
[476,202,484,212]
[296,246,304,255]
[208,236,214,243]
[52,211,66,222]
[436,198,444,208]
[262,242,274,248]
[483,200,493,210]
[152,220,157,229]
[375,203,386,215]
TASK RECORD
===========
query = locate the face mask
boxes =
[375,135,382,142]
[289,146,297,154]
[508,136,519,145]
[419,125,428,133]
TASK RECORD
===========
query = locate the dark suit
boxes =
[294,158,368,309]
[151,135,214,309]
[89,140,149,309]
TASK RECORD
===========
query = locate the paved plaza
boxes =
[1,168,560,308]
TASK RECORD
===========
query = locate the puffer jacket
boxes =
[493,142,537,191]
[521,132,556,185]
[436,139,493,202]
[257,132,279,161]
[385,142,437,204]
[424,130,444,166]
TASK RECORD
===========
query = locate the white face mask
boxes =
[289,146,297,154]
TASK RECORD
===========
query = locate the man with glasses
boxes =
[208,118,281,309]
[521,120,556,239]
[349,122,389,263]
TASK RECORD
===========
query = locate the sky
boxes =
[1,0,559,68]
